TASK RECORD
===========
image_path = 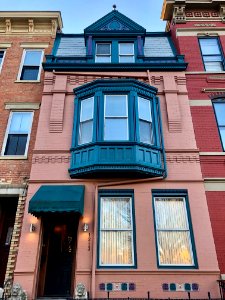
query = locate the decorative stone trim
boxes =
[189,100,212,106]
[5,102,40,110]
[167,154,200,163]
[20,42,49,49]
[4,189,27,296]
[176,27,225,37]
[0,43,12,48]
[173,5,186,24]
[204,178,225,191]
[32,155,70,164]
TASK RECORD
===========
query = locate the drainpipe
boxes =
[91,176,164,298]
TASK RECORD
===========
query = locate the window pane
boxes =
[219,127,225,149]
[138,97,152,121]
[24,51,42,66]
[96,44,111,55]
[100,231,133,265]
[155,198,188,230]
[20,66,39,80]
[200,39,221,55]
[101,197,132,229]
[105,95,127,116]
[95,56,111,63]
[80,97,94,122]
[0,51,4,65]
[9,113,32,133]
[139,120,153,144]
[158,231,193,265]
[119,56,134,63]
[105,118,128,140]
[120,43,134,55]
[204,61,223,71]
[4,134,28,155]
[203,55,222,62]
[79,120,93,145]
[214,103,225,125]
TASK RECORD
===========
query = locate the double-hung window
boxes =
[199,38,224,71]
[0,50,6,72]
[153,192,197,267]
[119,43,134,63]
[18,49,43,80]
[78,97,94,145]
[99,192,136,267]
[138,96,153,144]
[213,101,225,150]
[95,43,111,63]
[104,95,128,141]
[2,111,33,156]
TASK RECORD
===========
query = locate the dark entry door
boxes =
[40,215,79,297]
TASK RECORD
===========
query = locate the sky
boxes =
[0,0,166,33]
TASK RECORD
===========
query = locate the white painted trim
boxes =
[176,27,225,37]
[0,43,11,48]
[17,49,44,81]
[189,100,212,106]
[204,179,225,191]
[14,80,41,83]
[0,156,28,160]
[0,49,6,73]
[0,186,25,195]
[200,152,225,155]
[186,71,225,74]
[20,42,49,49]
[5,102,40,110]
[1,111,34,157]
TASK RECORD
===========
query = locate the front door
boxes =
[38,214,79,297]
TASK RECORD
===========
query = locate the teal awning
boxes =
[28,185,85,217]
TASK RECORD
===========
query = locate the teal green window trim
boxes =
[97,189,137,269]
[93,39,137,63]
[69,79,166,178]
[212,99,225,151]
[152,189,198,269]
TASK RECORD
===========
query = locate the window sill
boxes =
[0,155,28,160]
[186,71,225,74]
[14,80,41,83]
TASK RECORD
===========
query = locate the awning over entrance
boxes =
[28,185,85,217]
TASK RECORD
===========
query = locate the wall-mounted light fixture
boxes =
[29,224,36,233]
[83,223,89,232]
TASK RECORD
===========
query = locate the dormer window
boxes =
[119,43,134,63]
[95,43,111,63]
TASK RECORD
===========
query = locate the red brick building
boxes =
[162,0,225,281]
[0,11,62,288]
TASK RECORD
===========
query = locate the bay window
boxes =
[70,79,166,178]
[153,190,197,268]
[98,190,136,268]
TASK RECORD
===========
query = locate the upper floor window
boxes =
[119,43,134,63]
[138,96,153,144]
[78,97,94,145]
[153,190,197,268]
[213,101,225,150]
[0,50,6,73]
[95,43,111,63]
[2,111,33,156]
[18,49,43,81]
[104,95,128,140]
[199,38,224,71]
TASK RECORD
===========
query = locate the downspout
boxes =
[91,176,164,298]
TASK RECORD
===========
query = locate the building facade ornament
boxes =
[75,283,88,299]
[173,5,186,23]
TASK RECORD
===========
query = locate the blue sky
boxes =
[1,0,166,33]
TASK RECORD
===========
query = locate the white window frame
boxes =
[99,196,135,267]
[104,94,129,141]
[17,49,44,81]
[119,43,134,63]
[95,43,111,63]
[78,97,94,145]
[0,49,6,73]
[1,111,34,157]
[154,196,195,267]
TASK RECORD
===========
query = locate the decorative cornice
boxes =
[0,11,62,37]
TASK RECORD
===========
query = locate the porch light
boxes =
[83,223,89,232]
[29,224,36,233]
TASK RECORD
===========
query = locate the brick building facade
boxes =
[0,11,62,289]
[162,0,225,281]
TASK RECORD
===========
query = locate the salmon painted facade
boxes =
[11,7,223,300]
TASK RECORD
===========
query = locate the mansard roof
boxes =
[84,9,146,36]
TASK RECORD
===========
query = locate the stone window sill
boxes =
[0,156,28,160]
